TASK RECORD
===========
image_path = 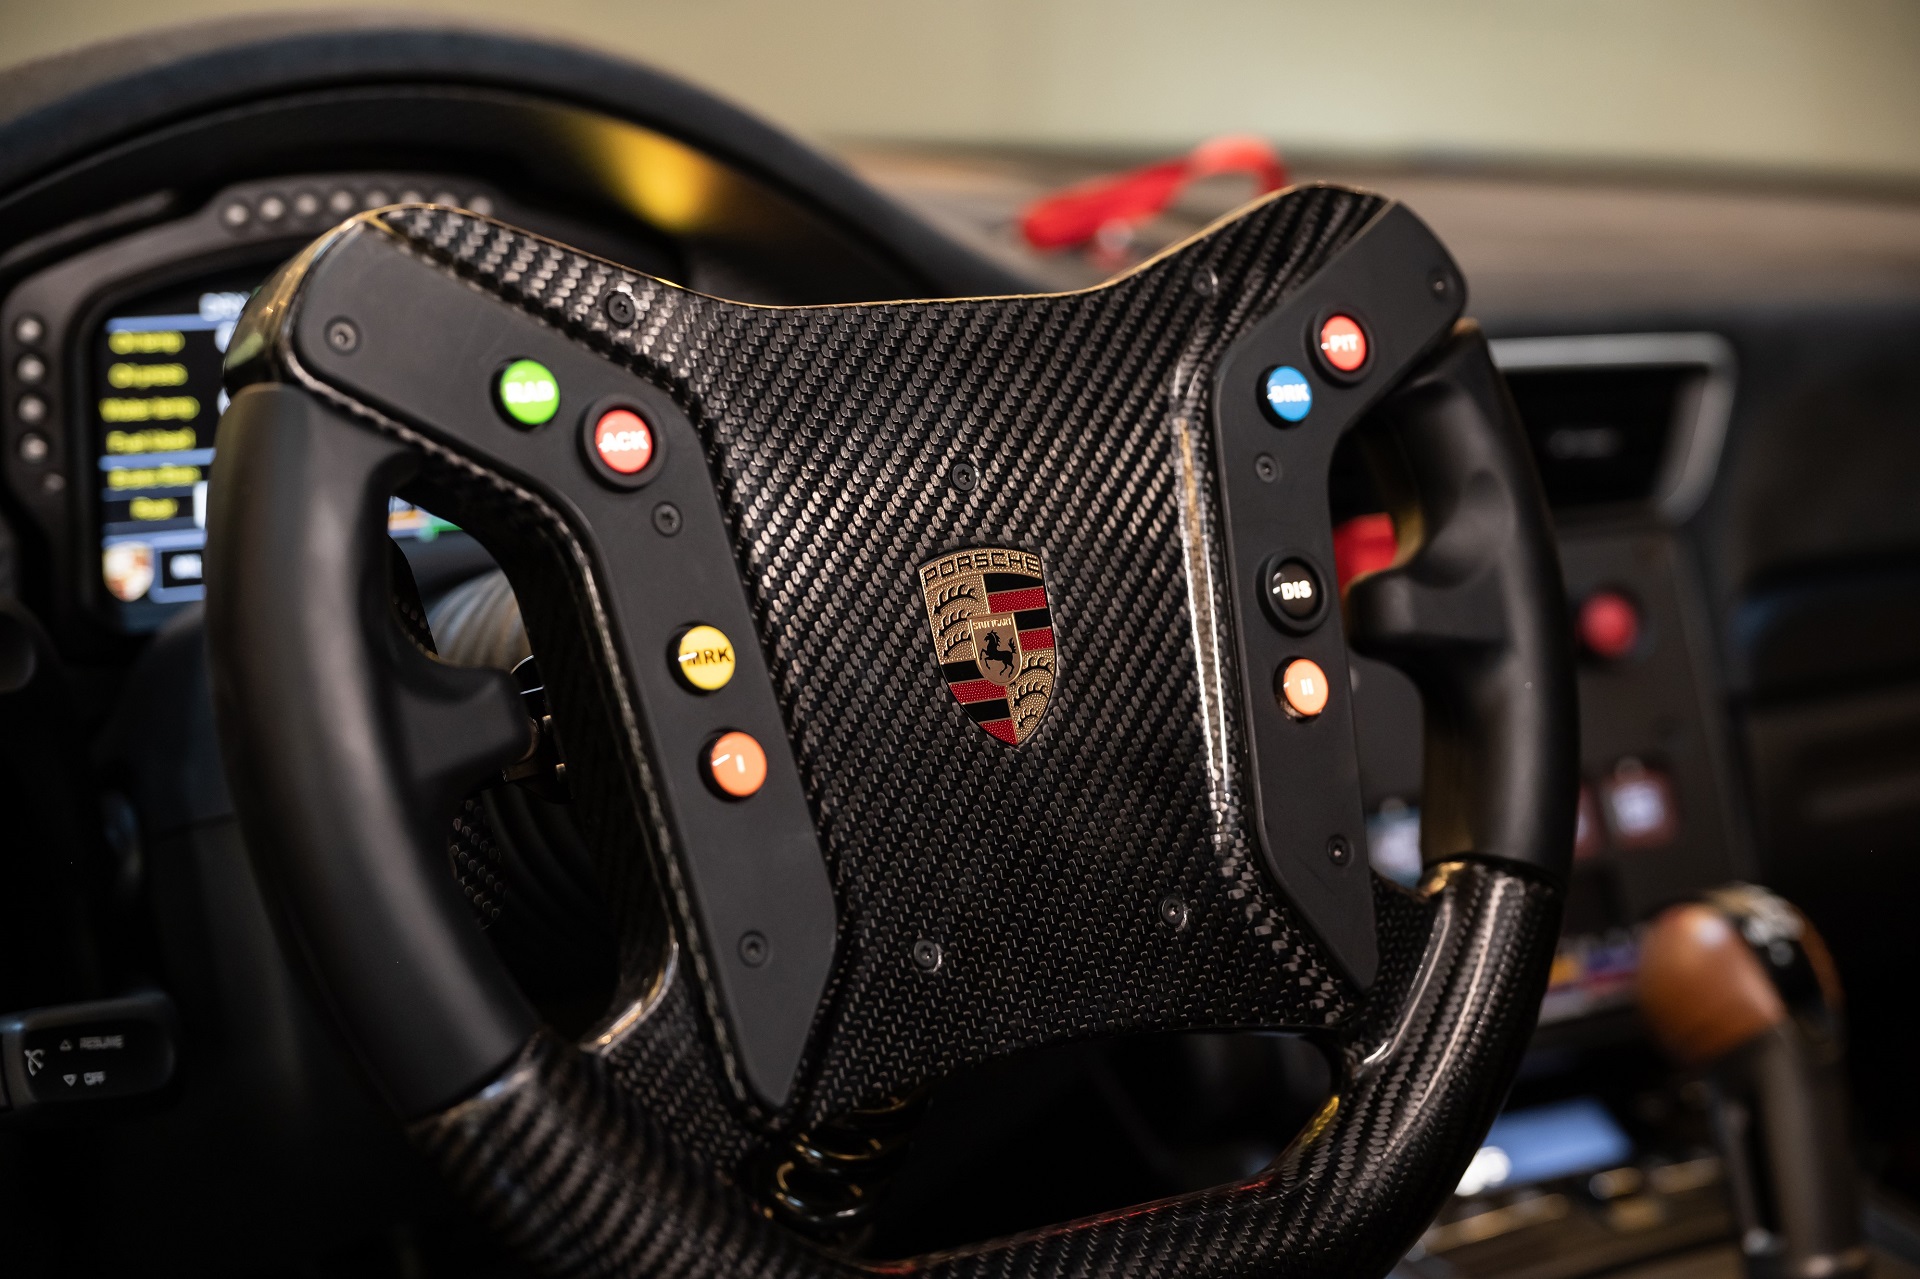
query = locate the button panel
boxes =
[292,228,837,1108]
[1209,203,1467,990]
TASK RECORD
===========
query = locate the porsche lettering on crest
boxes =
[919,546,1057,746]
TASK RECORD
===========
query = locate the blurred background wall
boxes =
[2,0,1917,180]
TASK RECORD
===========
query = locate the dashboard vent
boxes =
[1489,333,1735,522]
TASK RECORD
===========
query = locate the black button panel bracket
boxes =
[283,226,837,1111]
[1209,204,1466,991]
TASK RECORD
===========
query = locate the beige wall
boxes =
[4,0,1918,179]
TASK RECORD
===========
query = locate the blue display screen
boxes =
[1457,1097,1633,1196]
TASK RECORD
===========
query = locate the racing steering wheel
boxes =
[205,183,1574,1277]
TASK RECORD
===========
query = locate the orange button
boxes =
[1280,658,1330,719]
[705,730,767,799]
[593,408,655,475]
[1318,315,1368,374]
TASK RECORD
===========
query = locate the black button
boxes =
[1260,556,1326,631]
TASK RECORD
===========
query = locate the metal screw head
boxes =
[1429,269,1451,298]
[17,433,48,464]
[40,472,64,496]
[948,461,978,492]
[738,931,769,967]
[911,939,943,972]
[1326,835,1354,867]
[325,319,359,353]
[13,315,44,345]
[603,290,638,327]
[17,395,46,425]
[1191,266,1219,297]
[1254,454,1278,483]
[652,502,683,536]
[16,354,45,384]
[1158,893,1189,932]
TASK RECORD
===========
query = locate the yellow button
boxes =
[706,731,767,799]
[1280,657,1330,719]
[674,625,736,692]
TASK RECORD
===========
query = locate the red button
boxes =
[1577,590,1641,661]
[1318,315,1368,374]
[705,731,767,799]
[593,408,655,475]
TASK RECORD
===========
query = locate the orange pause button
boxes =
[1280,658,1330,719]
[705,731,768,799]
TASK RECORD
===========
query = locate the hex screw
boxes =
[1327,835,1354,867]
[738,932,769,967]
[652,502,683,536]
[1254,454,1278,483]
[604,290,638,327]
[1158,893,1189,932]
[1191,266,1219,297]
[912,939,943,972]
[325,318,359,353]
[949,461,979,492]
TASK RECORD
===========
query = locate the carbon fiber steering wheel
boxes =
[206,184,1575,1276]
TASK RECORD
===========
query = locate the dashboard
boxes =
[3,16,1920,1278]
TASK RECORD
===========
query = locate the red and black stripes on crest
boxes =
[919,548,1058,747]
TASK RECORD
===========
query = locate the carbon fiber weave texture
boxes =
[377,189,1389,1133]
[411,860,1560,1277]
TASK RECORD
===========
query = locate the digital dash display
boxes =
[92,272,460,628]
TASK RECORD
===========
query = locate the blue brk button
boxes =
[1263,365,1313,423]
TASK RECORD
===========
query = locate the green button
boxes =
[496,358,559,427]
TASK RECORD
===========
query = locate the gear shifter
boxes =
[1639,884,1869,1279]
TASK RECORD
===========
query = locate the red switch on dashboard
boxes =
[1577,590,1641,662]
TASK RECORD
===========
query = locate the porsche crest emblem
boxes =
[919,546,1057,746]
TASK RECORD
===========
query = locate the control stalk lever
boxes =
[0,990,177,1120]
[1639,885,1868,1279]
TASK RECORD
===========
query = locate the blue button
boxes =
[1264,366,1313,423]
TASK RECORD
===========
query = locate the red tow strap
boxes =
[1018,134,1288,253]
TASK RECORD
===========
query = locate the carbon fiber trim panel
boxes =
[361,190,1389,1128]
[411,861,1559,1277]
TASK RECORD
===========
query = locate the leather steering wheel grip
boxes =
[204,184,1575,1278]
[410,862,1559,1278]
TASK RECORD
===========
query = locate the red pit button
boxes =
[1317,314,1369,375]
